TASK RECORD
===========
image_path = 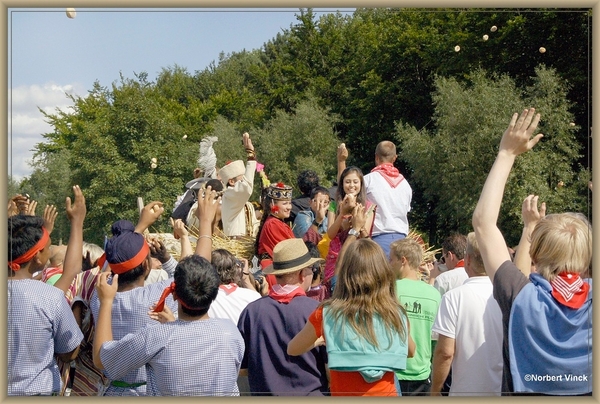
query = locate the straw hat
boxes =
[263,238,323,275]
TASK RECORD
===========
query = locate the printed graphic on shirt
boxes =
[399,296,438,322]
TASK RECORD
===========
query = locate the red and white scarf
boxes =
[268,284,306,304]
[219,283,238,295]
[550,272,589,309]
[371,163,404,188]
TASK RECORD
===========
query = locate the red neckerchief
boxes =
[551,272,589,309]
[455,259,465,268]
[219,283,238,295]
[268,284,306,304]
[371,163,404,188]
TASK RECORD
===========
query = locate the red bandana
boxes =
[550,272,589,309]
[371,163,404,188]
[455,259,465,268]
[268,284,306,304]
[8,227,50,271]
[219,283,238,295]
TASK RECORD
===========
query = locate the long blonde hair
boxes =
[322,238,407,349]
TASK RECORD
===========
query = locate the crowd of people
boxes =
[7,111,592,396]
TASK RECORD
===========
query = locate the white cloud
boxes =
[8,82,86,180]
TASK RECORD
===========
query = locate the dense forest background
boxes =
[9,8,592,248]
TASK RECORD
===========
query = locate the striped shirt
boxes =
[8,280,83,395]
[90,257,179,396]
[100,318,244,395]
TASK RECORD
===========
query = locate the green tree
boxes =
[396,66,588,246]
[18,148,73,244]
[252,96,341,192]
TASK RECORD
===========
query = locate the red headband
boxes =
[9,227,50,272]
[154,281,200,312]
[97,242,150,275]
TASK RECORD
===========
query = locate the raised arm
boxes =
[335,203,366,277]
[134,201,164,234]
[171,218,193,259]
[54,185,86,293]
[336,143,348,184]
[194,186,221,261]
[93,272,118,370]
[472,109,543,282]
[514,194,546,276]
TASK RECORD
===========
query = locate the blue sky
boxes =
[8,7,354,181]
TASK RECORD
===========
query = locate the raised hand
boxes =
[499,108,544,156]
[147,237,171,264]
[522,194,546,228]
[195,185,220,226]
[66,185,86,225]
[170,217,189,240]
[95,272,118,304]
[7,194,27,217]
[242,132,254,152]
[24,199,38,216]
[337,143,348,162]
[148,303,176,323]
[135,201,164,233]
[42,204,58,234]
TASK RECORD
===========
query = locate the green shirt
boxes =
[395,278,441,381]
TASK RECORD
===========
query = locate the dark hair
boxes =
[174,255,220,317]
[114,262,148,287]
[206,178,224,193]
[297,170,320,196]
[336,166,366,206]
[254,193,276,256]
[442,233,468,260]
[305,241,322,278]
[8,215,45,262]
[211,248,241,285]
[310,186,330,200]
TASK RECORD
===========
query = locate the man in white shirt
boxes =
[364,140,412,258]
[430,233,468,296]
[430,233,503,396]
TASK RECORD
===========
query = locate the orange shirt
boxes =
[309,307,398,396]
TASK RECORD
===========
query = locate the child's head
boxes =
[103,220,151,286]
[389,238,423,276]
[336,166,366,205]
[174,254,220,317]
[8,215,52,274]
[211,248,241,285]
[530,213,592,281]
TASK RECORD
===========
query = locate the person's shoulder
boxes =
[234,287,262,300]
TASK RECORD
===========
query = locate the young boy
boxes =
[8,186,86,395]
[93,255,244,396]
[390,238,441,396]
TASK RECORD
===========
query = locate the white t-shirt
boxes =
[433,266,468,296]
[208,285,261,325]
[364,170,412,236]
[432,276,503,396]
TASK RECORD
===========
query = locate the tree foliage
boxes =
[21,8,590,247]
[396,66,589,246]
